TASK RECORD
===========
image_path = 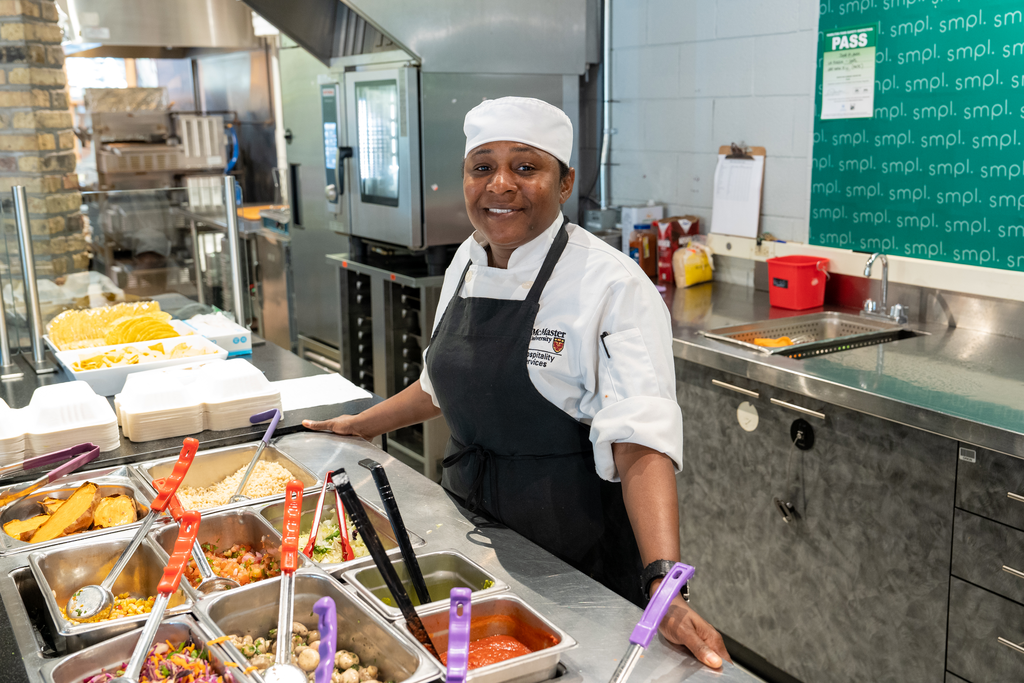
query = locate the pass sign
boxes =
[821,24,877,120]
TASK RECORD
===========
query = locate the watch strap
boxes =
[641,559,685,599]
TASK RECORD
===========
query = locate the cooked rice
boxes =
[175,461,296,509]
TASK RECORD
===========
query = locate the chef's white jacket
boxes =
[420,213,683,482]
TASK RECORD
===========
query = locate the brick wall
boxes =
[610,0,819,243]
[0,0,85,280]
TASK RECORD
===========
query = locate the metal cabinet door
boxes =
[676,359,956,683]
[279,46,350,347]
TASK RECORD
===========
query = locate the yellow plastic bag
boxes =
[673,243,714,288]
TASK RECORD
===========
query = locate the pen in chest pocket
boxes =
[600,331,611,358]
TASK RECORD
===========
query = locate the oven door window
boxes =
[355,80,400,207]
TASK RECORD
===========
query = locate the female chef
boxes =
[304,97,730,668]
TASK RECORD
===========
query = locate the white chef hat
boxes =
[464,97,573,166]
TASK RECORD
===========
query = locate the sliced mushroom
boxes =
[250,654,274,671]
[292,621,309,637]
[307,629,320,643]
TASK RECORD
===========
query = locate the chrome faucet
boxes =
[862,253,907,324]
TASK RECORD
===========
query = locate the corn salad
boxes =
[60,593,155,624]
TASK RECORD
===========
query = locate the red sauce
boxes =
[439,634,534,669]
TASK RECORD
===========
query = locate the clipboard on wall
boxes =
[710,144,766,239]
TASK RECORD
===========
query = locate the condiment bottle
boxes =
[629,225,658,280]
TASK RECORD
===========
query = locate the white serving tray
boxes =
[54,336,228,396]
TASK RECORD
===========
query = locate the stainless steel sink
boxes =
[702,312,925,359]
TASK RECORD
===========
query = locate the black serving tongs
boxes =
[331,469,439,659]
[359,457,431,606]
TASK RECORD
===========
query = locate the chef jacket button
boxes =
[521,280,533,289]
[465,270,474,282]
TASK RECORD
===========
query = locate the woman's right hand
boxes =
[301,415,374,440]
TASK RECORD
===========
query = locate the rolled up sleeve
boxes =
[583,274,683,482]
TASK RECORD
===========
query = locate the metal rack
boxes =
[329,254,449,480]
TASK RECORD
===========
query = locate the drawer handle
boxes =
[770,398,826,420]
[711,379,759,399]
[1002,565,1024,581]
[1008,492,1024,505]
[998,637,1024,656]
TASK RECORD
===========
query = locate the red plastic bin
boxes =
[767,255,829,310]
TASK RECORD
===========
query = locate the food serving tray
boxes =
[197,568,440,683]
[28,529,193,654]
[257,488,425,573]
[398,592,576,683]
[339,549,509,621]
[0,466,155,556]
[39,614,254,683]
[149,507,306,595]
[131,442,320,514]
[52,335,228,397]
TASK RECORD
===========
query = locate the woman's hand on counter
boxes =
[301,415,373,440]
[302,380,442,441]
[657,592,730,669]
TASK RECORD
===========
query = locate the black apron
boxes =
[426,219,645,606]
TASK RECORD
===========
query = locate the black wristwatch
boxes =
[641,560,690,602]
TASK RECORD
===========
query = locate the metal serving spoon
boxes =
[228,408,282,504]
[65,438,198,621]
[109,510,201,683]
[263,479,308,683]
[165,493,239,594]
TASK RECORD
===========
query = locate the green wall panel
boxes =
[810,1,1024,271]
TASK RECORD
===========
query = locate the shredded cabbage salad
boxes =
[82,639,226,683]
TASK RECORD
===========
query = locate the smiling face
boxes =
[463,141,575,259]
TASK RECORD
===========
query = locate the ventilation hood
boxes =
[242,0,590,74]
[59,0,260,57]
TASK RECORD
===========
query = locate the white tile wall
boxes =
[610,0,819,243]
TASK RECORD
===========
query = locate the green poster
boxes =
[809,1,1024,272]
[822,24,878,119]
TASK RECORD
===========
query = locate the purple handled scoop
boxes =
[607,563,695,683]
[228,408,282,504]
[313,596,337,683]
[446,587,472,683]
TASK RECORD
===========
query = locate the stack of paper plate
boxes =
[0,383,120,461]
[115,359,282,443]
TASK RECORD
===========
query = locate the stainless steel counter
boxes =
[669,282,1024,457]
[0,431,749,683]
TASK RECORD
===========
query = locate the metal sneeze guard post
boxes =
[12,186,55,375]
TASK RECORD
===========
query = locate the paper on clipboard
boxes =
[710,153,764,239]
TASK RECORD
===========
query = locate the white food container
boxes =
[54,336,227,396]
[183,313,252,357]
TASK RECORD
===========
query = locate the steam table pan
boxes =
[0,466,155,556]
[149,506,308,595]
[28,529,193,654]
[338,549,509,621]
[39,614,254,683]
[197,568,440,683]
[258,489,426,573]
[131,442,320,514]
[398,592,577,683]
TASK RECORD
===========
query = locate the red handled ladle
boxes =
[302,469,354,562]
[66,438,198,621]
[164,492,239,594]
[108,510,201,683]
[263,480,308,683]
